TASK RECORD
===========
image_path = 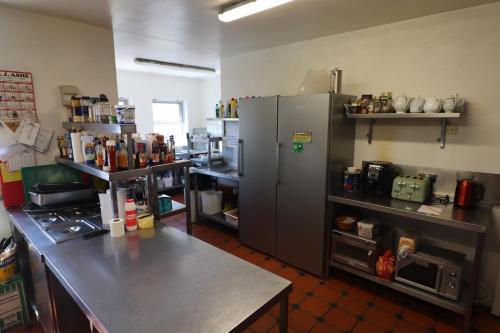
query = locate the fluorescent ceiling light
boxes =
[134,58,216,73]
[218,0,295,23]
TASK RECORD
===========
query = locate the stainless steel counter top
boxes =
[191,166,239,182]
[42,224,290,333]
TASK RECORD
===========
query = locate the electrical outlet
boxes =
[446,126,458,135]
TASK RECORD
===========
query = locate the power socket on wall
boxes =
[446,126,458,135]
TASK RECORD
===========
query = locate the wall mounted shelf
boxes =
[346,113,461,148]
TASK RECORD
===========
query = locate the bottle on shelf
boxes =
[95,140,104,168]
[215,103,220,118]
[152,143,160,165]
[106,140,117,172]
[219,100,225,119]
[118,139,128,170]
[230,98,237,118]
[124,198,138,232]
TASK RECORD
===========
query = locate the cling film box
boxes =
[0,274,29,331]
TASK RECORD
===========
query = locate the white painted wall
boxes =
[221,3,500,307]
[201,73,222,120]
[116,70,221,141]
[0,6,118,236]
[221,2,500,175]
[0,6,119,166]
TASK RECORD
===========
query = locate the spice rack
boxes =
[56,122,193,234]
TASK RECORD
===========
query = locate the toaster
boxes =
[391,175,431,203]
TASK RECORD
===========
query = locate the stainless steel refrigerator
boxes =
[238,93,355,276]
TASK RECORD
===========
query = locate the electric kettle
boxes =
[454,179,484,208]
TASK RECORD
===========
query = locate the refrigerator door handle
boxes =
[276,142,281,185]
[238,139,243,176]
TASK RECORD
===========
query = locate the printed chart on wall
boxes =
[0,70,37,132]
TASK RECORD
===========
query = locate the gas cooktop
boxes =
[24,203,103,244]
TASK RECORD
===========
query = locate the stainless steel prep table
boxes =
[43,224,291,333]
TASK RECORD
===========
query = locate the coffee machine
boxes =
[362,161,396,196]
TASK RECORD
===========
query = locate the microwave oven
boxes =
[331,229,392,274]
[395,244,466,301]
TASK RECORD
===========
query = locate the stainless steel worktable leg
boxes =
[464,232,486,332]
[279,293,289,333]
[184,165,192,235]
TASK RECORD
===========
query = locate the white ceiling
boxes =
[0,0,497,77]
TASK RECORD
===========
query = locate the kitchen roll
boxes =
[99,190,113,226]
[70,132,84,163]
[116,188,127,220]
[110,218,125,237]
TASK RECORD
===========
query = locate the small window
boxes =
[152,100,187,146]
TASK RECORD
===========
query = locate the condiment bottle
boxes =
[124,198,137,232]
[152,143,160,165]
[95,140,104,168]
[106,140,117,172]
[138,143,147,168]
[118,139,128,170]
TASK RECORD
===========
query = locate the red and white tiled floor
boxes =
[8,196,500,333]
[164,212,500,333]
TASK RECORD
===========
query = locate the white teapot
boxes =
[394,94,412,113]
[410,96,425,113]
[443,94,466,113]
[423,97,443,113]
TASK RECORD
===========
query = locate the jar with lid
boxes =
[344,167,361,192]
[88,97,98,123]
[71,96,83,122]
[80,96,92,122]
[96,94,111,124]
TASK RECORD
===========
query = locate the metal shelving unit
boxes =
[158,201,186,219]
[328,192,489,233]
[62,122,137,134]
[63,122,137,168]
[56,121,192,234]
[346,112,461,148]
[198,211,237,230]
[192,166,239,230]
[330,261,470,314]
[328,191,491,332]
[206,118,239,122]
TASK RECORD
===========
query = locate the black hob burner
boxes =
[59,208,87,221]
[33,213,66,230]
[24,203,103,244]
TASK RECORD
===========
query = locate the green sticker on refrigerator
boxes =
[292,132,311,153]
[292,142,304,153]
